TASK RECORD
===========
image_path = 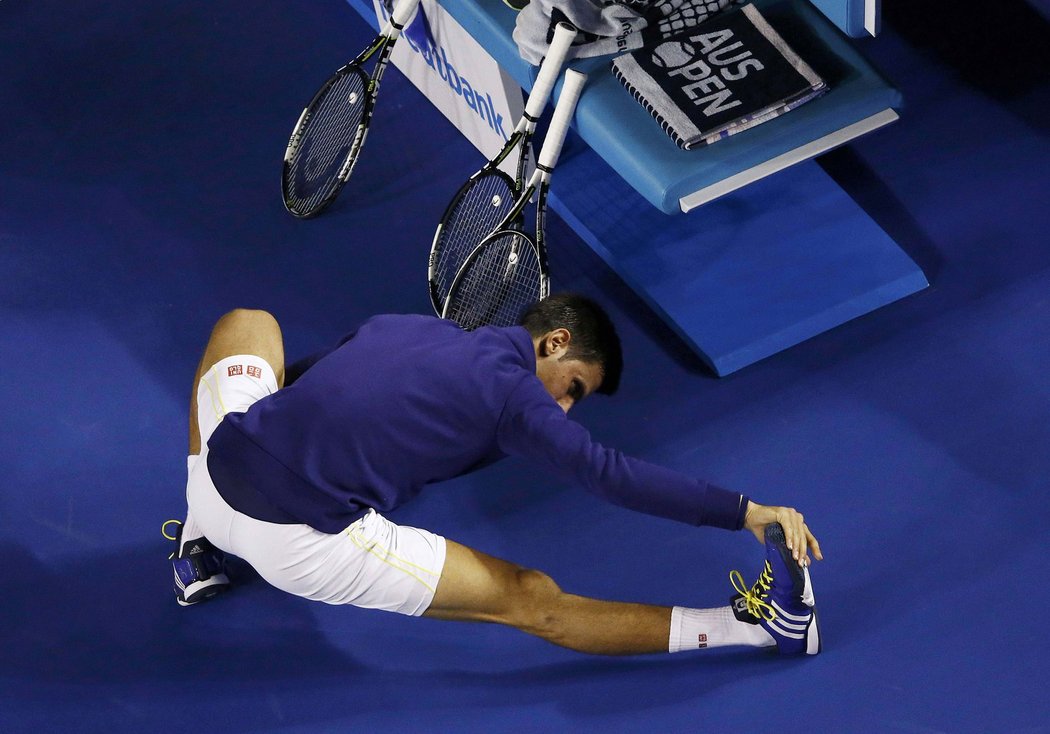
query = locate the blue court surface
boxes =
[2,1,1048,732]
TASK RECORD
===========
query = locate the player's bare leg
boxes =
[426,540,671,655]
[188,308,286,454]
[427,532,821,656]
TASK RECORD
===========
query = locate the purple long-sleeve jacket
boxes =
[206,314,748,534]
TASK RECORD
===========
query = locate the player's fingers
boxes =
[792,521,809,566]
[781,509,807,566]
[806,526,823,561]
[789,510,810,567]
[793,524,820,567]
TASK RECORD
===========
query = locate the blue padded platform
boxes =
[547,145,929,375]
[435,0,901,214]
[809,0,878,36]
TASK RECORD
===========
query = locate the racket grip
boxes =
[524,23,577,120]
[537,70,587,171]
[390,0,422,30]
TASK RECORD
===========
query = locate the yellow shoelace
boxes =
[161,519,182,559]
[729,561,777,622]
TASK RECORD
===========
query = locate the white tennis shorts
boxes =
[185,354,446,616]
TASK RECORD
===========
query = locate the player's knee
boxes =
[205,308,285,382]
[515,567,560,598]
[217,308,278,333]
[507,568,566,636]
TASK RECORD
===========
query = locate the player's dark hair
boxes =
[519,294,623,395]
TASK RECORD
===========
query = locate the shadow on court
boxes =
[0,540,787,729]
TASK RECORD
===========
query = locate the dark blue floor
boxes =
[1,1,1048,732]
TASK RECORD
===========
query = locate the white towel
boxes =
[513,0,743,65]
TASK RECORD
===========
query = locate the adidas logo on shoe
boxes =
[162,520,231,607]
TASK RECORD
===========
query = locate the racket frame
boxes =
[282,0,422,218]
[441,69,588,328]
[427,22,577,313]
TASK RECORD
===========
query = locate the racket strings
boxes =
[444,233,543,331]
[285,70,369,214]
[433,174,517,303]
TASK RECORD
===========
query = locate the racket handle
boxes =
[390,0,422,32]
[524,23,577,121]
[537,70,587,171]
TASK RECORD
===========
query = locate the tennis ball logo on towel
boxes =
[650,41,696,70]
[659,29,767,118]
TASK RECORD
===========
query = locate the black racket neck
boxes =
[500,183,536,231]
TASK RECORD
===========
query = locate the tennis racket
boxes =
[427,22,577,316]
[282,0,422,218]
[441,69,587,331]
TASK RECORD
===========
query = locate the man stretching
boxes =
[168,294,822,656]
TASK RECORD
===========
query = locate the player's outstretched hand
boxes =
[743,501,823,567]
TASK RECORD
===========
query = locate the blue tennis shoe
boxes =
[730,522,820,655]
[164,520,230,607]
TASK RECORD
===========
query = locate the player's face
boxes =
[536,356,603,413]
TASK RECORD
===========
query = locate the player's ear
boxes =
[546,328,571,356]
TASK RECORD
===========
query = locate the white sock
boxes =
[669,606,775,652]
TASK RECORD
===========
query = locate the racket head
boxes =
[441,230,546,330]
[429,168,519,315]
[282,64,371,218]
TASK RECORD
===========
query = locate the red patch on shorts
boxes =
[227,364,243,376]
[247,365,262,379]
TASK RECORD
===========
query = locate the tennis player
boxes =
[168,294,822,656]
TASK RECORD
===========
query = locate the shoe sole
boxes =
[802,565,821,655]
[176,573,230,607]
[807,604,822,655]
